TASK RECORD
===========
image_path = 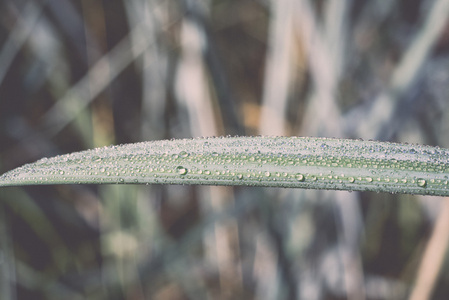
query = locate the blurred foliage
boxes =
[0,0,449,299]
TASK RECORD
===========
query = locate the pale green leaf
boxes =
[0,136,448,196]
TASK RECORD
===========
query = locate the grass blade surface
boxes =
[1,136,449,196]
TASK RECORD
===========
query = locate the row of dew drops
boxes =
[11,144,449,191]
[3,137,449,193]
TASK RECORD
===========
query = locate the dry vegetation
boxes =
[1,0,449,299]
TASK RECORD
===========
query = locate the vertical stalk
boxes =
[0,198,15,300]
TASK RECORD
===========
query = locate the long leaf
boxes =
[1,136,448,196]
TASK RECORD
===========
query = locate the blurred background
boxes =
[1,0,449,299]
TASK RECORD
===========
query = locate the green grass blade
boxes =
[1,136,449,196]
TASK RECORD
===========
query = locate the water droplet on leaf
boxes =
[295,174,305,181]
[179,151,189,158]
[176,166,187,175]
[417,178,427,187]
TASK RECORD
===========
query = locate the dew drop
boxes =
[179,151,189,158]
[295,174,305,181]
[59,170,65,175]
[176,166,187,175]
[417,178,427,188]
[348,177,355,183]
[264,171,271,177]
